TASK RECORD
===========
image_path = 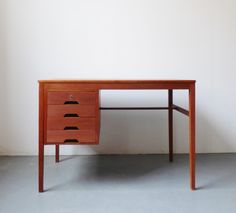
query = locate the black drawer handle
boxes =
[64,139,79,143]
[64,101,80,105]
[64,126,79,130]
[64,113,79,117]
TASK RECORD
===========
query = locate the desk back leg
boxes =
[168,90,173,162]
[55,145,60,163]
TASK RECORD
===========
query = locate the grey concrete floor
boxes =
[0,154,236,213]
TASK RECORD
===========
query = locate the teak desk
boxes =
[38,80,196,192]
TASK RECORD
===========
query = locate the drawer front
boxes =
[47,130,96,143]
[47,105,96,117]
[47,91,97,105]
[47,117,96,130]
[44,89,100,145]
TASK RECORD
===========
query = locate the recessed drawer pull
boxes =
[64,126,79,130]
[64,113,79,117]
[64,139,79,143]
[64,101,80,105]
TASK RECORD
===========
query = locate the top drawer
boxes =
[47,91,97,105]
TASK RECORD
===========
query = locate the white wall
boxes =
[0,0,236,155]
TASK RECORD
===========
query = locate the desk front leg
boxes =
[189,84,196,190]
[39,142,44,192]
[39,83,44,192]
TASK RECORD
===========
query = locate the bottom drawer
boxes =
[46,130,96,144]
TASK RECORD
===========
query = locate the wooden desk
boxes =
[38,80,196,192]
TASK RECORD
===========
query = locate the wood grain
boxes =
[46,130,96,143]
[38,80,196,191]
[47,105,96,117]
[189,83,196,190]
[47,117,96,130]
[38,83,44,192]
[47,91,97,105]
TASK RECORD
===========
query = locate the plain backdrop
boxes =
[0,0,236,155]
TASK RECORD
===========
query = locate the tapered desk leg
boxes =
[189,84,196,190]
[168,90,173,162]
[39,83,44,192]
[55,145,59,163]
[39,142,44,192]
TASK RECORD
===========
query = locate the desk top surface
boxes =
[38,79,195,84]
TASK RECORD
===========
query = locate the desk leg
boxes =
[39,142,44,192]
[189,84,196,190]
[39,83,44,193]
[55,145,59,163]
[168,90,173,162]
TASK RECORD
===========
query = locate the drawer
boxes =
[47,130,96,143]
[47,91,97,105]
[47,117,96,130]
[47,105,96,117]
